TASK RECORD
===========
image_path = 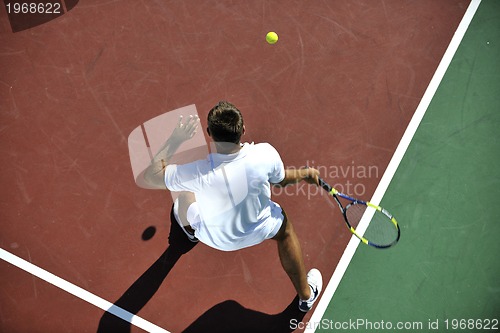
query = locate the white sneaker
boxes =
[298,268,323,312]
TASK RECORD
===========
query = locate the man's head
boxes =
[207,101,245,144]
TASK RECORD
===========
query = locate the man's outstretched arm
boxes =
[143,115,199,189]
[277,167,320,187]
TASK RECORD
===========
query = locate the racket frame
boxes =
[318,177,400,249]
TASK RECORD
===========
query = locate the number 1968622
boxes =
[5,2,62,14]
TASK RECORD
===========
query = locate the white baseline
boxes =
[0,248,170,333]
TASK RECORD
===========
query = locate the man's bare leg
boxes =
[272,212,311,301]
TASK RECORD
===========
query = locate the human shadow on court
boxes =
[182,296,306,333]
[96,206,197,333]
[97,205,306,333]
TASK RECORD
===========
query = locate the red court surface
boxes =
[0,1,469,332]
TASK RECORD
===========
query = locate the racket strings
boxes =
[364,211,399,246]
[344,203,366,228]
[346,203,399,247]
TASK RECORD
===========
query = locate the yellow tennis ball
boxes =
[266,32,278,44]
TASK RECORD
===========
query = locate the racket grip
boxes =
[318,177,332,192]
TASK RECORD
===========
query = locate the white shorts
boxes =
[174,198,284,250]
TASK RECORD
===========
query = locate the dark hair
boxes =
[207,101,244,144]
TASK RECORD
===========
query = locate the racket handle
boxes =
[318,177,332,192]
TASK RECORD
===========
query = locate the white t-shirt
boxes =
[164,142,285,251]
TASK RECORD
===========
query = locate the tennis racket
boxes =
[318,177,400,249]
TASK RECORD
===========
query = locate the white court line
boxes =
[304,0,482,331]
[0,248,170,333]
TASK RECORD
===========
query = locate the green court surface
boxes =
[315,0,500,332]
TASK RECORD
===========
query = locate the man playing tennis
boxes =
[144,101,322,312]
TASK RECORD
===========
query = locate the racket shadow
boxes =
[96,205,198,333]
[182,296,306,333]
